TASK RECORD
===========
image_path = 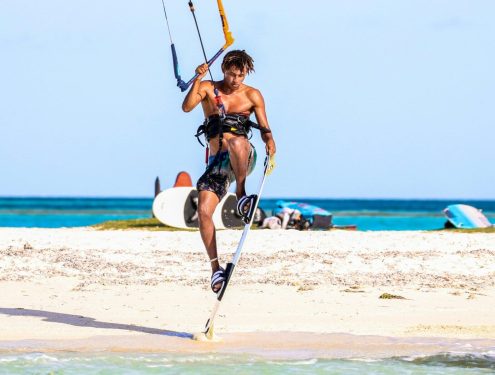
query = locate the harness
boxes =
[194,114,270,147]
[195,113,271,171]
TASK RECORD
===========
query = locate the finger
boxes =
[196,64,208,73]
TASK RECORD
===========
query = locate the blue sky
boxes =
[1,0,494,199]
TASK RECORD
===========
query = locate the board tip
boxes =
[192,326,221,342]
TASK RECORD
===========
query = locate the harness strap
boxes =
[213,86,225,169]
[194,114,271,148]
[195,124,207,147]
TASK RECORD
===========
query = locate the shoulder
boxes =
[244,85,264,103]
[199,80,215,91]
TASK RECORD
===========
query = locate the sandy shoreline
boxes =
[0,227,494,353]
[2,333,495,360]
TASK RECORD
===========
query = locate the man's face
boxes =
[223,66,247,90]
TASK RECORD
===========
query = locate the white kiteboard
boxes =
[152,187,244,230]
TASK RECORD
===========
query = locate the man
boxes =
[182,50,276,293]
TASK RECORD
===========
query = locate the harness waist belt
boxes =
[195,114,271,146]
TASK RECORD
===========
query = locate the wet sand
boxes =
[2,333,495,360]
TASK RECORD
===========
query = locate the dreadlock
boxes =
[221,50,255,74]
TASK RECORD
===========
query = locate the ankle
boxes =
[210,257,220,271]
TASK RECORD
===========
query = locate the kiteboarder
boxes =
[182,50,276,293]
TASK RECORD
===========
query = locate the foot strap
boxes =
[236,194,258,224]
[211,267,225,293]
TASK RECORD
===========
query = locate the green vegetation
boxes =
[93,218,495,233]
[379,293,406,300]
[439,227,495,233]
[92,218,189,231]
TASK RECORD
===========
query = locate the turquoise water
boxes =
[0,198,149,229]
[0,352,494,374]
[0,197,494,231]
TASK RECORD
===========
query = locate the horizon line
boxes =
[1,195,495,202]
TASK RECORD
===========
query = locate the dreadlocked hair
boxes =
[221,50,255,74]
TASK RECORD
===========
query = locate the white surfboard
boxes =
[152,187,244,230]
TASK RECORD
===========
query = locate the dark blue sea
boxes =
[1,197,494,230]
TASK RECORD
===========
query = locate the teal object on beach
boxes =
[275,200,332,217]
[444,204,492,229]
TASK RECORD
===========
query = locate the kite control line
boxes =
[160,0,234,91]
[202,153,275,338]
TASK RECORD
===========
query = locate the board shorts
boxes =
[197,143,257,200]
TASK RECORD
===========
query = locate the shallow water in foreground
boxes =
[0,352,494,374]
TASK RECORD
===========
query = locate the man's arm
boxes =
[250,89,276,155]
[182,63,209,112]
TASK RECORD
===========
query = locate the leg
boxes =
[198,190,228,293]
[226,136,251,199]
[197,190,223,290]
[197,147,234,292]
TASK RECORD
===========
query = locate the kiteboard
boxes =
[443,204,492,229]
[152,187,244,230]
[200,154,275,339]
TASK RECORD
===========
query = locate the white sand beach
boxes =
[0,227,494,353]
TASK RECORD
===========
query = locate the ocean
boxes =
[0,197,494,231]
[0,352,493,374]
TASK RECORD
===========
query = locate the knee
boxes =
[227,137,247,152]
[198,203,214,222]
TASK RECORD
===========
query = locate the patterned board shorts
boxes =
[197,143,257,200]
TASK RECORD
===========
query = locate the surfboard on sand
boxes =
[152,187,244,230]
[443,204,492,229]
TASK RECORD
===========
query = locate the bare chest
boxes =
[203,90,253,116]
